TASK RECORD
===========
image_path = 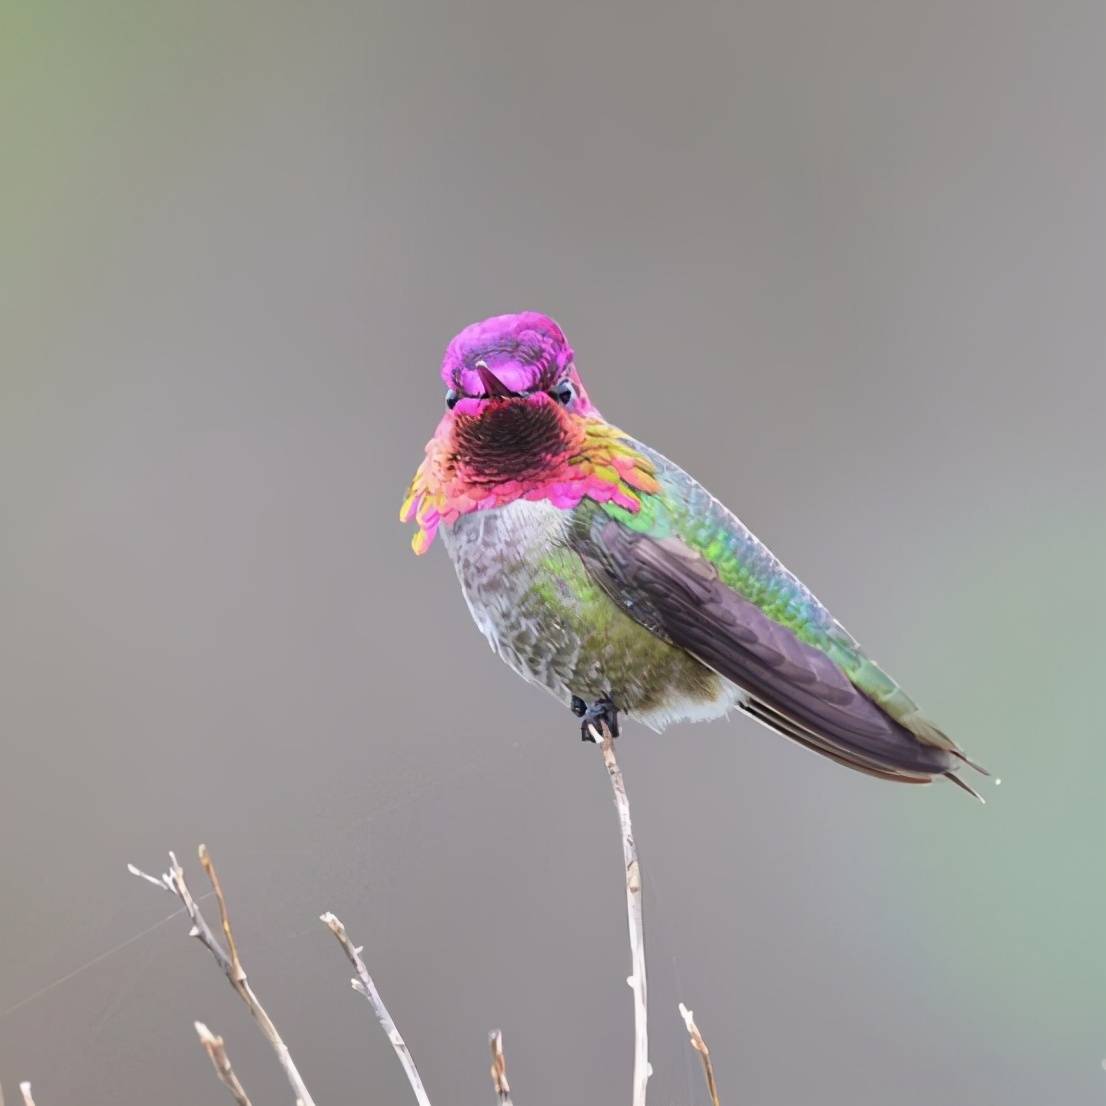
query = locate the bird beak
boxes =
[474,360,515,399]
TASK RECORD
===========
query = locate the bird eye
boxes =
[445,389,459,409]
[551,379,576,406]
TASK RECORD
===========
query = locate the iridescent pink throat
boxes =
[400,405,660,554]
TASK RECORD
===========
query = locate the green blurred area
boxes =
[905,510,1106,1056]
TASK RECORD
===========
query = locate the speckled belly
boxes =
[440,500,739,730]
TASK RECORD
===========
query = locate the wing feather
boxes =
[573,510,955,782]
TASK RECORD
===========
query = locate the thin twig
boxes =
[591,721,651,1106]
[678,1003,721,1106]
[18,1085,34,1106]
[320,912,433,1106]
[488,1029,514,1105]
[195,1022,253,1106]
[199,845,245,983]
[128,848,316,1106]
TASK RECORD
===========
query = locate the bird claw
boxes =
[573,695,620,742]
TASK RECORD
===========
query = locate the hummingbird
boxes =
[402,312,983,795]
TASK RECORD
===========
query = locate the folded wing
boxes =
[572,504,958,784]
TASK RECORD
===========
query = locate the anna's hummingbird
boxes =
[402,312,983,795]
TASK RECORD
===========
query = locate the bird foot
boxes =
[571,695,620,742]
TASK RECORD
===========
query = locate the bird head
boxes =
[439,311,598,420]
[401,312,658,553]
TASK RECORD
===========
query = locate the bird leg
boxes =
[571,695,621,742]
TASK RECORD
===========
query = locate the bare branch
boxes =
[591,721,651,1106]
[18,1084,35,1106]
[678,1003,721,1106]
[128,853,232,974]
[129,848,316,1106]
[126,862,170,892]
[199,845,245,983]
[320,911,433,1106]
[195,1022,253,1106]
[488,1029,514,1105]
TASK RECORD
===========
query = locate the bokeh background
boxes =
[2,2,1104,1103]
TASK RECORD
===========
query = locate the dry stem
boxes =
[195,1022,253,1106]
[18,1085,34,1106]
[488,1029,514,1105]
[678,1003,721,1106]
[591,721,651,1106]
[199,846,245,982]
[120,719,705,1106]
[320,912,432,1106]
[128,848,316,1106]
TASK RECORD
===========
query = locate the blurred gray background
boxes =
[2,1,1104,1103]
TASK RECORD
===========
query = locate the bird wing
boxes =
[568,434,969,784]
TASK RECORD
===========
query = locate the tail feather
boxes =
[885,707,990,781]
[739,698,942,785]
[944,771,986,803]
[950,747,990,776]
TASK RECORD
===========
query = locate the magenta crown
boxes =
[441,312,575,397]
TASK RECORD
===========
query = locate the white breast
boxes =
[439,499,572,667]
